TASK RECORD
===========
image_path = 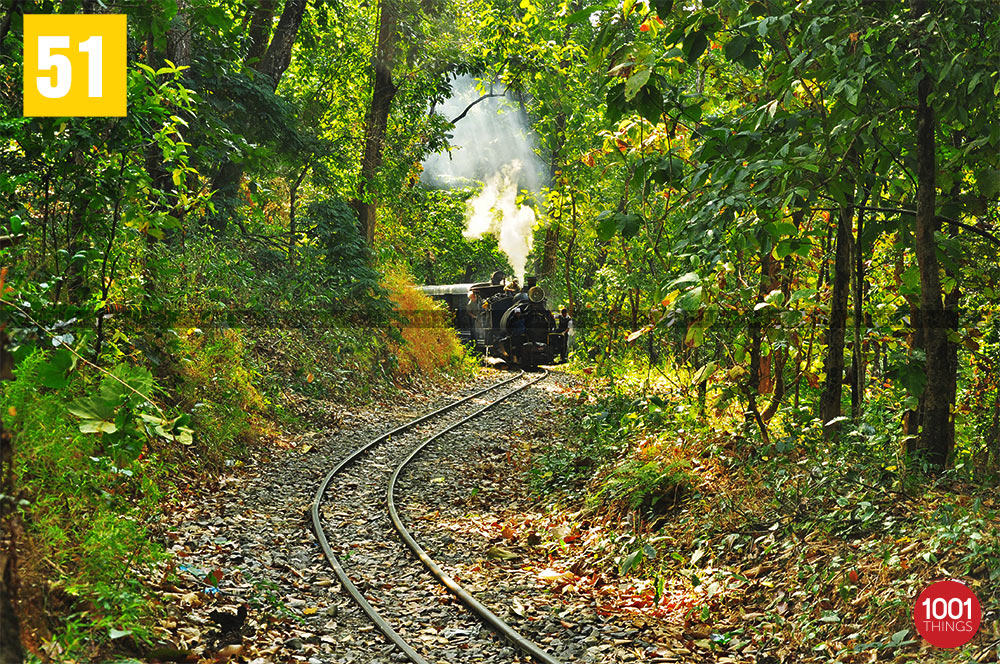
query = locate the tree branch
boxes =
[449,93,505,124]
[816,205,1000,248]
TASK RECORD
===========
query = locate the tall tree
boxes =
[908,0,950,466]
[207,0,309,233]
[351,0,399,246]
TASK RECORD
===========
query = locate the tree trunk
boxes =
[253,0,307,88]
[762,210,801,422]
[245,0,277,65]
[166,0,191,67]
[851,206,865,418]
[289,163,310,260]
[910,1,951,467]
[0,0,25,58]
[539,113,567,277]
[0,328,23,664]
[563,192,578,315]
[207,0,307,234]
[819,203,853,436]
[351,0,398,246]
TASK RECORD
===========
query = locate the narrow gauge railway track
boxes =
[311,371,564,664]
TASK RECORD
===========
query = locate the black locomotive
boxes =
[420,273,562,369]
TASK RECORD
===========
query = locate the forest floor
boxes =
[138,369,696,664]
[35,365,996,664]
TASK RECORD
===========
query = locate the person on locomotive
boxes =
[508,305,527,363]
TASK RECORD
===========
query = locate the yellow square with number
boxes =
[23,14,127,117]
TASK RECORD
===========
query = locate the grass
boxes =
[3,351,169,660]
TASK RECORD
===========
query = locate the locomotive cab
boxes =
[420,274,557,369]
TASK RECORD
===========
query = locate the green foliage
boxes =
[305,200,384,301]
[380,187,511,285]
[68,364,192,464]
[595,456,693,515]
[2,351,168,651]
[174,328,263,464]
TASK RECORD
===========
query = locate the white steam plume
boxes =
[463,161,536,281]
[421,76,546,280]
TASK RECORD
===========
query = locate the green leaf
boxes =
[764,289,785,306]
[636,85,662,124]
[620,548,643,575]
[724,35,750,61]
[669,272,700,289]
[606,83,627,124]
[651,155,684,187]
[739,40,762,68]
[684,323,705,347]
[677,286,703,312]
[39,349,75,389]
[68,396,117,423]
[900,265,920,296]
[682,30,709,63]
[976,169,1000,199]
[625,66,651,102]
[597,211,617,242]
[650,0,673,17]
[788,288,817,304]
[565,5,599,23]
[618,213,642,239]
[80,420,118,434]
[691,362,717,384]
[886,360,926,397]
[588,21,612,70]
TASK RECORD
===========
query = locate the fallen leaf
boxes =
[486,546,518,560]
[538,568,575,583]
[215,644,244,662]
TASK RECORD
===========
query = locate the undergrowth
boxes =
[525,365,1000,663]
[3,351,168,660]
[3,235,472,659]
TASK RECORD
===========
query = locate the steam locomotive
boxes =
[420,273,560,369]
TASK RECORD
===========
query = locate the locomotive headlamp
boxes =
[529,286,544,303]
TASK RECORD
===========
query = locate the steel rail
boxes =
[387,370,565,664]
[311,372,525,664]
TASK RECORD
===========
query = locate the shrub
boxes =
[174,327,264,464]
[382,268,467,379]
[2,350,167,654]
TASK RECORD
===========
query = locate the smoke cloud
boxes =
[463,162,537,281]
[421,76,546,281]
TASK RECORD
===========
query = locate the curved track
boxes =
[311,371,563,664]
